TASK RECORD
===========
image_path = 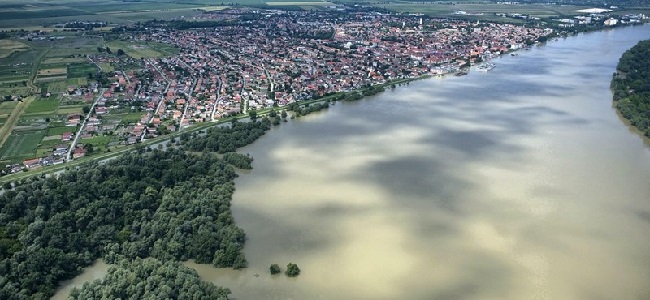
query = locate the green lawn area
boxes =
[0,129,45,160]
[24,99,58,115]
[115,112,145,124]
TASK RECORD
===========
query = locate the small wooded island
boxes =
[611,39,650,138]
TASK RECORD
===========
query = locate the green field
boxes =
[47,125,73,135]
[57,105,84,115]
[0,129,45,160]
[381,3,587,18]
[0,0,210,28]
[104,111,144,125]
[42,57,88,65]
[67,63,98,79]
[0,86,31,98]
[79,135,112,147]
[23,99,58,115]
[105,40,179,59]
[0,40,30,59]
[0,101,18,120]
[98,63,115,72]
[41,78,89,94]
[267,1,332,5]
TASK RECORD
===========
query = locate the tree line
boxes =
[611,39,650,138]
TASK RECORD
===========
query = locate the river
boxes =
[53,24,650,300]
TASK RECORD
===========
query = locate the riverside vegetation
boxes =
[611,39,650,138]
[0,120,271,299]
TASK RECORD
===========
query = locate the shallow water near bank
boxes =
[55,25,650,300]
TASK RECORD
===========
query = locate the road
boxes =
[66,89,105,161]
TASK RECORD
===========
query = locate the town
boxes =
[7,6,640,173]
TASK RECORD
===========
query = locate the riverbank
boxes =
[610,39,650,140]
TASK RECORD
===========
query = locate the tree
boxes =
[248,109,257,121]
[117,49,125,56]
[285,263,300,277]
[270,264,281,274]
[82,105,91,114]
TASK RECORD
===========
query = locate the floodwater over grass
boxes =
[54,24,650,300]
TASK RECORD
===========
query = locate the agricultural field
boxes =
[56,104,85,115]
[47,125,74,136]
[0,129,45,161]
[67,62,98,78]
[23,99,58,115]
[266,1,333,6]
[41,78,89,94]
[43,36,103,58]
[381,2,588,18]
[42,57,88,65]
[0,0,210,28]
[37,68,67,77]
[197,6,229,12]
[0,40,29,59]
[0,101,18,125]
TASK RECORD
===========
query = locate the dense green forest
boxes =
[0,120,272,299]
[69,258,230,299]
[181,120,270,153]
[611,39,650,138]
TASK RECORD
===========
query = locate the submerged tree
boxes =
[270,263,281,275]
[285,263,301,277]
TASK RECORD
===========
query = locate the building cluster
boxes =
[130,9,551,128]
